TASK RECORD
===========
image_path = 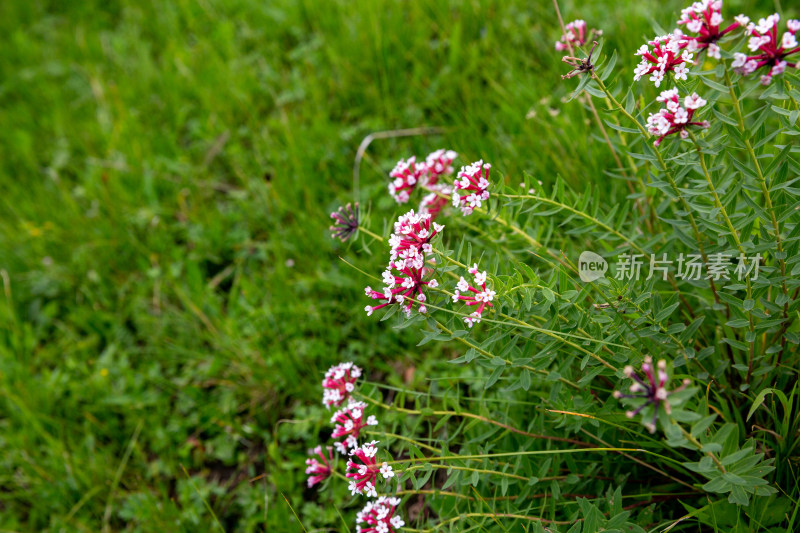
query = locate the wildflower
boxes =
[380,462,395,479]
[646,89,710,147]
[452,160,491,215]
[356,497,405,533]
[305,445,334,488]
[346,440,386,496]
[732,14,800,84]
[364,262,438,318]
[331,400,379,454]
[388,157,426,204]
[613,356,690,433]
[677,0,742,59]
[633,33,694,87]
[329,203,360,242]
[322,362,362,409]
[424,149,458,184]
[452,263,496,327]
[418,184,452,220]
[555,19,602,51]
[388,210,444,268]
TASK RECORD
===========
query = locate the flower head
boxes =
[388,210,444,268]
[418,184,452,220]
[677,0,742,58]
[452,160,491,215]
[364,262,438,318]
[555,19,602,51]
[452,263,496,327]
[322,362,362,409]
[633,33,693,87]
[613,356,691,433]
[305,445,334,488]
[388,157,427,204]
[646,90,709,146]
[356,496,405,533]
[331,400,379,454]
[423,149,458,184]
[732,14,800,84]
[346,440,384,496]
[330,203,360,242]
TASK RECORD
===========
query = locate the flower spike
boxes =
[452,263,496,327]
[732,14,800,85]
[330,400,379,454]
[322,362,362,409]
[452,160,492,215]
[356,497,405,533]
[646,90,710,146]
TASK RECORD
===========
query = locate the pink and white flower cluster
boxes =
[388,210,445,267]
[322,361,362,408]
[388,150,457,204]
[365,263,438,317]
[366,210,442,318]
[310,362,402,519]
[733,14,800,85]
[418,184,452,219]
[677,0,743,59]
[356,496,406,533]
[646,90,709,146]
[331,400,379,454]
[305,445,334,488]
[555,19,601,51]
[452,263,496,327]
[452,160,491,215]
[633,33,693,87]
[346,440,395,497]
[424,149,458,184]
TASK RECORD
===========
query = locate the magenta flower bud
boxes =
[305,445,334,488]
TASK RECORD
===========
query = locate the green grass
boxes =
[0,0,779,530]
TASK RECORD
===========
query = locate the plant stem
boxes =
[404,511,572,531]
[384,447,643,466]
[358,225,384,242]
[688,132,757,382]
[724,63,790,363]
[356,394,593,446]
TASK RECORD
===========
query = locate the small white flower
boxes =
[731,52,748,68]
[687,19,703,33]
[673,63,688,81]
[673,107,689,124]
[380,462,395,479]
[650,69,665,87]
[684,92,706,110]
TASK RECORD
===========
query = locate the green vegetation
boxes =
[0,0,789,531]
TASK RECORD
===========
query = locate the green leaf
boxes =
[746,388,789,423]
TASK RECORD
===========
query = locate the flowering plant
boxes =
[304,1,800,531]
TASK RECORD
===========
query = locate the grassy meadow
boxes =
[0,0,780,531]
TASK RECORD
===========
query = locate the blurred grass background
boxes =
[0,0,774,530]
